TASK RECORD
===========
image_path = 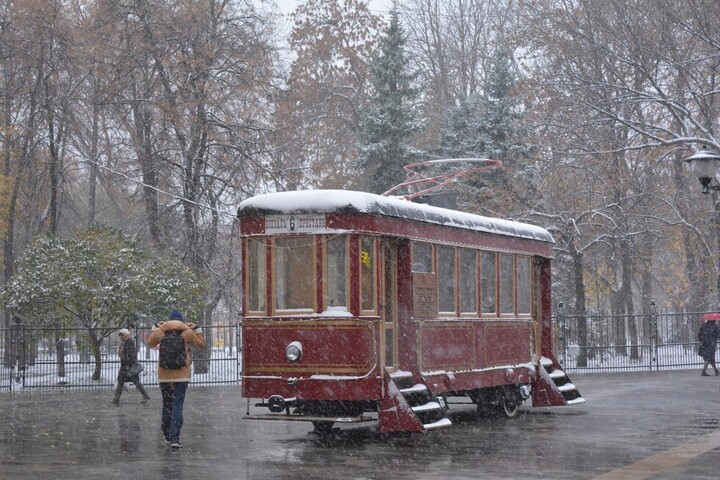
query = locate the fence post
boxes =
[649,300,658,371]
[557,301,566,368]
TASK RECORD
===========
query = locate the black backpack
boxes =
[158,330,187,369]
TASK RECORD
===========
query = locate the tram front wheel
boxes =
[499,397,519,418]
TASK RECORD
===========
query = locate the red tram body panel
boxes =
[237,190,583,433]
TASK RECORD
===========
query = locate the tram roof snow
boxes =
[237,190,554,244]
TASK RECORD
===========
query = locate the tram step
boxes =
[423,418,452,430]
[400,383,428,395]
[534,355,585,407]
[389,370,414,380]
[412,401,442,413]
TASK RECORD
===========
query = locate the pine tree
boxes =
[441,45,527,161]
[358,6,423,194]
[439,44,533,213]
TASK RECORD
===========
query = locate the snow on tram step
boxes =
[540,356,586,405]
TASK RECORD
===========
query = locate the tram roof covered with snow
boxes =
[237,189,554,248]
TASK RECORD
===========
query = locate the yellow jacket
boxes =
[147,320,206,383]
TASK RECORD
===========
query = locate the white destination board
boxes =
[265,214,327,234]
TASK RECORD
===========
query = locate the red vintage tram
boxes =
[237,190,583,433]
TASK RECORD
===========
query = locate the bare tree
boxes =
[274,0,383,190]
[521,0,720,312]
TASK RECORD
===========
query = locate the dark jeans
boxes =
[160,382,189,443]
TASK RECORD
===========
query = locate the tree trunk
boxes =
[88,329,103,381]
[192,304,214,375]
[620,239,639,360]
[714,191,720,309]
[88,99,99,226]
[55,331,66,378]
[570,243,588,368]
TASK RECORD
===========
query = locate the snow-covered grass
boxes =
[559,342,703,373]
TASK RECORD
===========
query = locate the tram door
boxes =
[380,239,398,371]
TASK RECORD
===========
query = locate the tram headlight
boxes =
[285,341,302,363]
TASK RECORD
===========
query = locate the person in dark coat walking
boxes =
[698,318,719,376]
[112,328,151,404]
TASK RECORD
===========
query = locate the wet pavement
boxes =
[2,370,720,479]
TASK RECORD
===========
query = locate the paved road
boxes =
[1,370,720,479]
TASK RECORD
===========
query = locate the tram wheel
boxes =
[311,421,335,434]
[499,397,519,418]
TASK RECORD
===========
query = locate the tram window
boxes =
[360,237,376,311]
[480,252,497,315]
[460,249,477,314]
[499,254,515,314]
[326,236,347,307]
[517,256,531,315]
[274,237,315,311]
[438,246,456,313]
[412,242,433,273]
[247,237,266,312]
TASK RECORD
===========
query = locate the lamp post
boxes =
[685,147,720,308]
[684,148,720,194]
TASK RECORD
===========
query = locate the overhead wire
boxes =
[84,156,239,219]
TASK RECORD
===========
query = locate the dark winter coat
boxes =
[698,322,719,361]
[118,337,141,382]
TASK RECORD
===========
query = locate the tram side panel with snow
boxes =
[237,190,584,433]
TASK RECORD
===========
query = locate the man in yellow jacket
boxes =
[147,309,205,451]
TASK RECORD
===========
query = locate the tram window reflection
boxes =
[412,242,433,273]
[499,254,515,314]
[517,256,531,315]
[274,237,315,310]
[438,246,456,314]
[326,236,347,307]
[247,237,266,312]
[360,237,376,312]
[480,252,497,315]
[385,328,394,368]
[460,249,477,314]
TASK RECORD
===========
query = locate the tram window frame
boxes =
[499,254,515,315]
[480,251,497,316]
[360,236,377,313]
[273,236,316,313]
[412,242,434,273]
[325,235,348,309]
[459,248,478,316]
[246,237,266,314]
[516,255,532,316]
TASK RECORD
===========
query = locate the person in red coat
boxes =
[147,310,205,451]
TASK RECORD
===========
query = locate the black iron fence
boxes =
[0,323,241,392]
[0,304,711,391]
[554,303,707,373]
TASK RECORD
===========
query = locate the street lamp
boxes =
[685,148,720,194]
